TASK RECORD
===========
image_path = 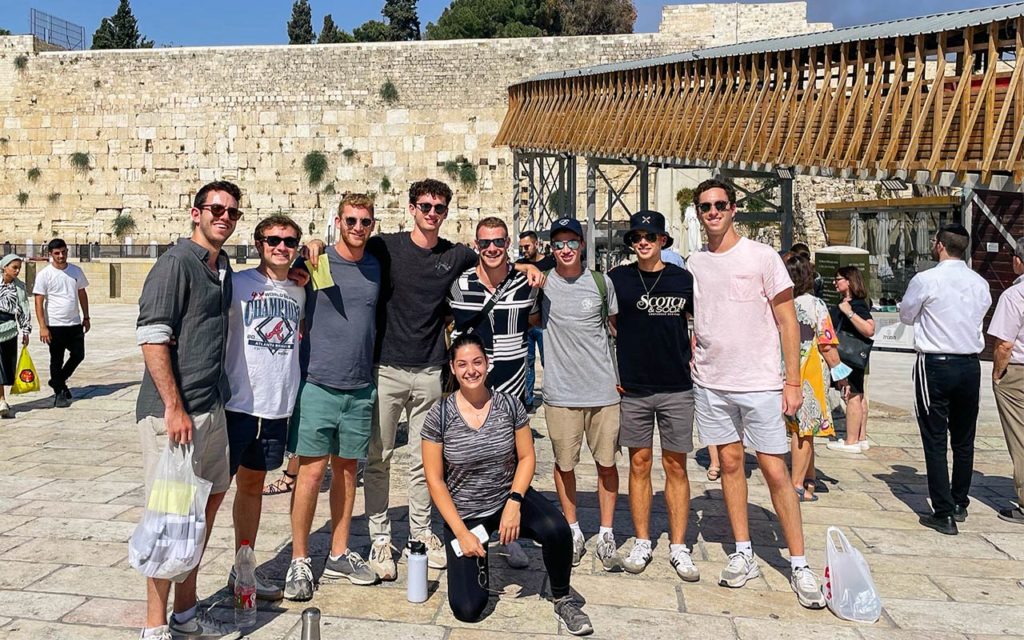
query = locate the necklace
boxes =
[638,265,665,297]
[458,391,492,424]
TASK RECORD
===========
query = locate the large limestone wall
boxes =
[0,3,830,247]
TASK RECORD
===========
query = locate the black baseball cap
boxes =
[550,217,584,239]
[625,210,673,248]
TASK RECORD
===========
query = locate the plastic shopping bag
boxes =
[824,526,882,623]
[10,346,39,395]
[128,445,213,581]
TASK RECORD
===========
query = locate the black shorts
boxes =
[836,367,866,395]
[0,337,17,387]
[226,410,289,476]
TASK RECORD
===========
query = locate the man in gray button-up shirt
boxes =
[135,180,243,640]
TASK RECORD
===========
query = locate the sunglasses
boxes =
[477,238,508,250]
[344,216,374,229]
[260,235,299,249]
[552,239,581,251]
[628,231,660,245]
[697,200,731,214]
[199,203,243,221]
[415,202,449,216]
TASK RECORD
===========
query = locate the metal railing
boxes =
[1,243,262,261]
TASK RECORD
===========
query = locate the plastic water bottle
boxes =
[233,540,257,630]
[406,540,428,603]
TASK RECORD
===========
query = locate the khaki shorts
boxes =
[138,406,232,495]
[545,403,620,471]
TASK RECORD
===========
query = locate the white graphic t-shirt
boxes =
[224,268,305,419]
[33,264,89,326]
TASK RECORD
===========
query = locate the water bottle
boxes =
[233,540,257,630]
[406,540,428,603]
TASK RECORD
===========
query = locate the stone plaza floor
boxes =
[0,304,1021,639]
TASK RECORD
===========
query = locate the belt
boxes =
[922,353,979,361]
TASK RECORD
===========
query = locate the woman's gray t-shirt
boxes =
[421,392,529,520]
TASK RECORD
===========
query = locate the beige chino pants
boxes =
[994,364,1024,506]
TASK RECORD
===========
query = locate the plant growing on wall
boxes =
[443,160,459,181]
[322,182,336,195]
[47,192,60,204]
[13,55,27,71]
[16,191,29,206]
[379,79,399,105]
[444,156,477,188]
[342,148,357,161]
[675,187,695,211]
[70,152,91,173]
[111,212,136,240]
[27,167,41,182]
[380,175,392,193]
[302,151,328,186]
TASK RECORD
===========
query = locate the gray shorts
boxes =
[618,390,695,453]
[138,406,232,495]
[693,385,788,455]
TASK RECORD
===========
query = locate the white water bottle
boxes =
[233,541,257,630]
[406,540,428,603]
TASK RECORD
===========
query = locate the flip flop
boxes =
[707,466,721,481]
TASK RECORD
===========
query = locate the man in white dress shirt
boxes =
[899,223,991,535]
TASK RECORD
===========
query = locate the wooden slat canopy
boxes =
[495,4,1024,190]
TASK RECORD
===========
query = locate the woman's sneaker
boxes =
[790,566,826,609]
[553,595,594,636]
[826,440,863,454]
[719,552,760,588]
[409,532,448,569]
[369,538,398,581]
[0,400,10,419]
[669,546,700,582]
[323,549,378,585]
[622,541,652,574]
[284,557,314,601]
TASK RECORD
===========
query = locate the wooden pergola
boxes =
[496,4,1024,190]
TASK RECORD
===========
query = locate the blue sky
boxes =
[0,1,1007,47]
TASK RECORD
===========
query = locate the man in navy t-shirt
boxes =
[607,210,699,582]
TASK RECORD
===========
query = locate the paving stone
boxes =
[0,590,86,620]
[284,616,447,640]
[60,598,146,628]
[0,476,53,498]
[435,595,560,635]
[681,581,845,622]
[854,528,1011,560]
[0,620,137,639]
[15,479,140,503]
[583,604,736,639]
[2,537,126,566]
[567,573,680,610]
[5,517,136,543]
[27,565,145,600]
[980,532,1024,560]
[884,597,1024,634]
[0,560,61,588]
[732,616,863,639]
[930,575,1024,605]
[15,463,115,480]
[8,500,133,521]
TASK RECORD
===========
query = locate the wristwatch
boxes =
[508,491,525,504]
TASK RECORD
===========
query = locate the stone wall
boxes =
[659,2,832,47]
[0,3,831,246]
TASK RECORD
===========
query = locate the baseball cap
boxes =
[626,210,673,248]
[550,217,584,239]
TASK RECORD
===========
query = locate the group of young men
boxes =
[135,175,839,639]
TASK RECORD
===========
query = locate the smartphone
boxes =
[450,524,489,558]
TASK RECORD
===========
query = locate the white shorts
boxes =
[693,385,788,455]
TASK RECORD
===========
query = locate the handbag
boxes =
[836,312,872,370]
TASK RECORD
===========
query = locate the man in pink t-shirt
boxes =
[686,179,824,610]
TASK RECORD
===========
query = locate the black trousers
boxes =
[443,487,572,622]
[47,324,85,392]
[913,353,980,518]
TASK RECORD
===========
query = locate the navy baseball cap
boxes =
[550,217,584,239]
[626,210,674,248]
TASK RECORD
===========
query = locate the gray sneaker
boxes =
[139,625,171,640]
[284,557,314,602]
[168,608,241,639]
[621,541,652,574]
[504,541,530,569]
[790,566,826,609]
[323,549,378,586]
[719,552,760,588]
[228,566,282,601]
[670,546,700,582]
[571,534,586,567]
[553,595,594,636]
[369,538,398,581]
[595,531,622,572]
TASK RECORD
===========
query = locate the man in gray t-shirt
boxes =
[539,217,622,572]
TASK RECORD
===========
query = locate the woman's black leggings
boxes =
[442,487,572,622]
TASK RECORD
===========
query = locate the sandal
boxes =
[706,466,721,481]
[263,471,296,496]
[794,486,819,502]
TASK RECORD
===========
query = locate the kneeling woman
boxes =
[423,334,593,636]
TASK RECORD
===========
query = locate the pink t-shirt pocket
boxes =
[729,275,762,302]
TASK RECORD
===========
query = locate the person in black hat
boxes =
[606,211,700,580]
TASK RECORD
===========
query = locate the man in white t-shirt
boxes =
[224,215,306,602]
[33,238,90,407]
[686,179,825,609]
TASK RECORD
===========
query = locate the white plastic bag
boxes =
[129,445,213,581]
[824,526,882,623]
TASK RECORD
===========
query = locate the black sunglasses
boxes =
[477,238,508,250]
[697,200,731,214]
[199,203,243,221]
[344,216,374,229]
[415,202,449,216]
[260,235,299,249]
[628,231,660,245]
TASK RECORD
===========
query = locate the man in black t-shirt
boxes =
[607,211,700,582]
[516,231,554,407]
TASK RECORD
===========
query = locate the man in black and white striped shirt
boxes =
[448,217,540,404]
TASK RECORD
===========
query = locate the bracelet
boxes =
[785,381,801,388]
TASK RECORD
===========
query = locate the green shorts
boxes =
[288,381,377,459]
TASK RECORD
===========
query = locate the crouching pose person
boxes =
[422,334,593,635]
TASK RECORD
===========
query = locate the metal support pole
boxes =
[568,155,578,219]
[781,178,794,249]
[639,162,649,212]
[512,151,521,239]
[586,159,597,271]
[961,187,974,267]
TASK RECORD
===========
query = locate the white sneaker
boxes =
[139,625,172,640]
[571,534,586,567]
[858,440,870,451]
[621,541,652,574]
[504,541,530,569]
[719,552,760,588]
[0,401,9,419]
[669,546,700,582]
[369,538,398,581]
[790,566,826,609]
[826,440,863,453]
